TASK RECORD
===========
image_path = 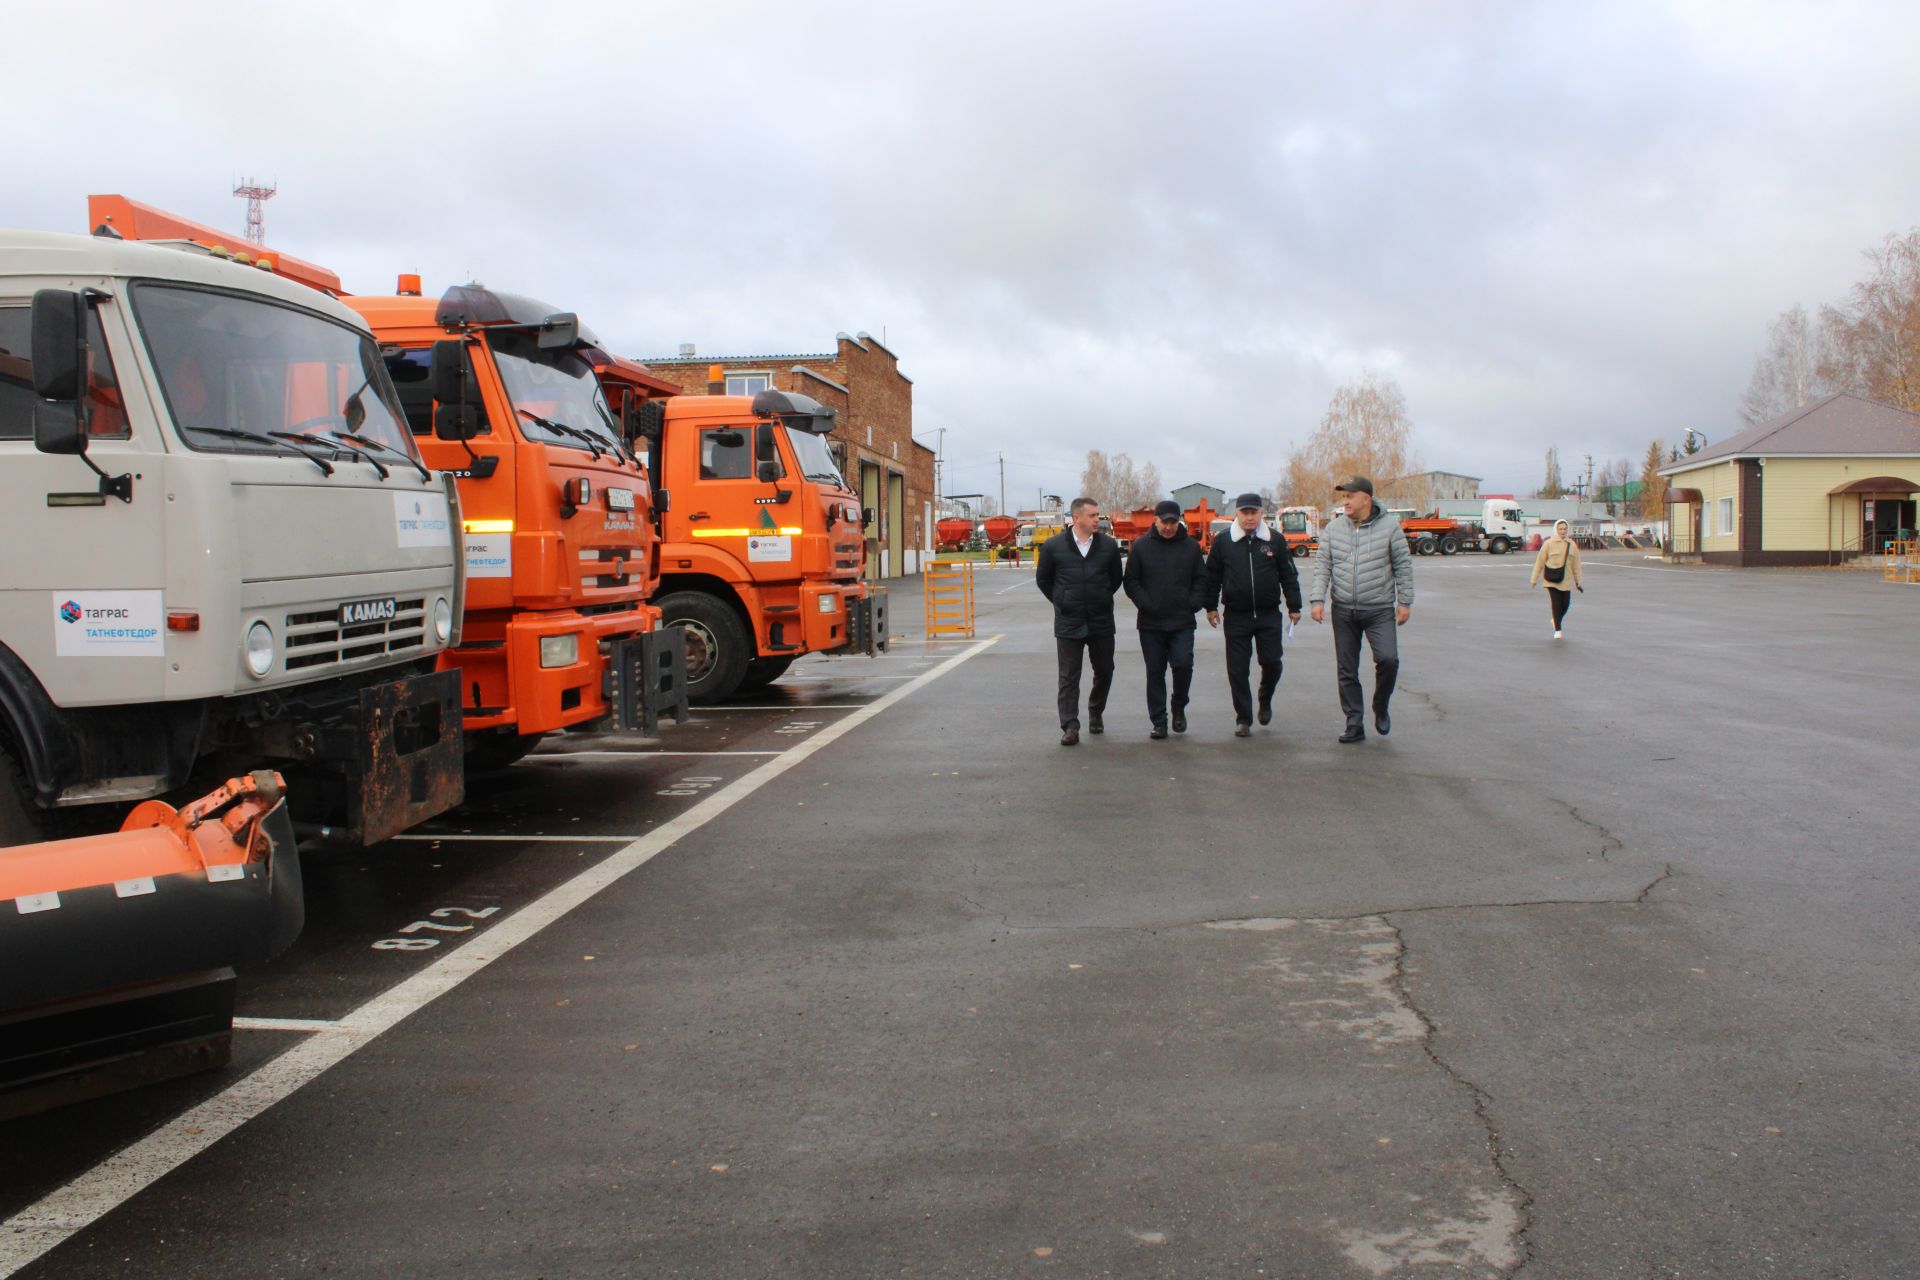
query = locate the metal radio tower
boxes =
[232,178,277,245]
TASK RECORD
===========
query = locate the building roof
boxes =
[1661,393,1920,474]
[637,352,836,365]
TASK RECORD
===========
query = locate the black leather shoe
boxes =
[1061,726,1079,746]
[1089,713,1104,735]
[1171,712,1187,734]
[1235,723,1251,738]
[1374,709,1391,736]
[1149,723,1168,740]
[1339,725,1366,743]
[1257,699,1273,726]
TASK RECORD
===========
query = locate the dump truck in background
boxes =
[1278,505,1320,557]
[1,771,302,1117]
[1395,498,1529,555]
[596,361,888,704]
[2,223,465,847]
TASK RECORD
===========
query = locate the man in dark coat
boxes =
[1036,495,1124,746]
[1205,493,1304,737]
[1123,499,1206,739]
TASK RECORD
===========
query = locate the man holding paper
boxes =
[1204,493,1303,738]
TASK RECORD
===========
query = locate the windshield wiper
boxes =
[517,408,605,460]
[273,430,387,479]
[326,431,431,482]
[188,425,334,477]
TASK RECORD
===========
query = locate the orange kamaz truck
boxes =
[595,360,887,703]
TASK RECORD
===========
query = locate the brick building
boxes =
[636,332,934,578]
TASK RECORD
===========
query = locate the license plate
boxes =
[340,597,397,625]
[607,487,636,512]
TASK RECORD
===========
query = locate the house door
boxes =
[1866,497,1917,551]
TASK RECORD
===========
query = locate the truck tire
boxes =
[1487,536,1511,555]
[1291,543,1312,559]
[464,731,543,775]
[0,743,43,846]
[1416,535,1438,556]
[660,592,750,705]
[739,655,795,692]
[1439,535,1461,555]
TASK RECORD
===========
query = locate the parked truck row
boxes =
[0,196,888,1112]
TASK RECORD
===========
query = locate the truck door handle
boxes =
[689,512,710,520]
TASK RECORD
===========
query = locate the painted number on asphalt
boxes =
[774,720,822,736]
[371,905,501,952]
[657,774,723,798]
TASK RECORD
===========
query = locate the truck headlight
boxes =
[539,634,579,668]
[433,596,452,643]
[244,621,276,677]
[817,594,838,614]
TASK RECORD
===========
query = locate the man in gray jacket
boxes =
[1309,476,1413,743]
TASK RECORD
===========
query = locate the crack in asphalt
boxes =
[1561,801,1626,864]
[1378,910,1535,1278]
[1398,684,1447,724]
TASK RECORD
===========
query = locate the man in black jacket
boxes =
[1123,499,1206,739]
[1204,493,1304,737]
[1036,496,1124,746]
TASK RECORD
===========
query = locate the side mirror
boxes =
[862,506,875,528]
[31,290,88,456]
[653,487,670,514]
[754,422,777,465]
[429,340,467,406]
[756,461,781,483]
[30,290,85,402]
[434,404,483,441]
[538,312,579,350]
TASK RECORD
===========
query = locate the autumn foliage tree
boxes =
[1637,440,1668,520]
[1281,373,1426,513]
[1078,450,1164,514]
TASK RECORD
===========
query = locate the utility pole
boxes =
[997,451,1005,518]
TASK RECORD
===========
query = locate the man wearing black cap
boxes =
[1204,494,1303,737]
[1309,475,1413,743]
[1123,499,1206,738]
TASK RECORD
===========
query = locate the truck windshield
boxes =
[489,331,622,457]
[785,427,844,486]
[1280,512,1307,533]
[131,284,416,461]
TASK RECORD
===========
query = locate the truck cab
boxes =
[601,367,886,703]
[346,285,686,771]
[0,230,464,845]
[1278,506,1320,557]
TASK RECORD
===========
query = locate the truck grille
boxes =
[284,597,429,672]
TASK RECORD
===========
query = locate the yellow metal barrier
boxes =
[924,559,977,638]
[1885,539,1919,584]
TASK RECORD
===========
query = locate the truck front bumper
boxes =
[800,583,889,657]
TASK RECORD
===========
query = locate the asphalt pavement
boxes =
[3,553,1915,1278]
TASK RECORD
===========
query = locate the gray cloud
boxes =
[11,0,1919,500]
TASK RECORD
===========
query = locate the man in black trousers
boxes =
[1036,496,1124,746]
[1205,493,1303,738]
[1123,499,1206,739]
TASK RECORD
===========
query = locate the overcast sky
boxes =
[12,1,1920,503]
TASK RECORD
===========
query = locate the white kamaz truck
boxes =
[0,230,466,846]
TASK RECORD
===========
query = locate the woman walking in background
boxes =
[1530,519,1584,639]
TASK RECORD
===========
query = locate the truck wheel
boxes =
[1416,535,1438,556]
[1291,543,1312,559]
[1439,536,1461,555]
[739,655,795,692]
[660,592,750,704]
[1487,536,1511,555]
[464,731,543,775]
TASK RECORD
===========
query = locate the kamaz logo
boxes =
[339,598,398,625]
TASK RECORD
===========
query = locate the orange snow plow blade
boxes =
[0,772,303,1118]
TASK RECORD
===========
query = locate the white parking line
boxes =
[392,834,645,843]
[698,705,866,711]
[0,634,1003,1276]
[232,1018,342,1034]
[537,750,782,757]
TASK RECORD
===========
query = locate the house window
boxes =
[1717,497,1735,537]
[725,373,771,397]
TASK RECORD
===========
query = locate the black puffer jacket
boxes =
[1123,524,1206,630]
[1205,526,1303,615]
[1037,531,1124,639]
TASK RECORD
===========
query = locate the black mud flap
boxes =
[850,588,891,656]
[351,668,463,845]
[638,628,690,735]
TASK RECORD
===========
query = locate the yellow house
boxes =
[1660,394,1920,565]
